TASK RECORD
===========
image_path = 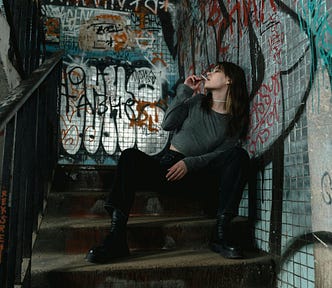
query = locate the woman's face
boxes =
[204,66,231,90]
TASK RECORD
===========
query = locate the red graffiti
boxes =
[248,72,281,154]
[207,0,277,53]
[0,190,8,264]
[223,0,277,33]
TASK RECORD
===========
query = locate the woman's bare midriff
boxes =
[169,144,182,153]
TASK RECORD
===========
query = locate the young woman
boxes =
[86,61,250,263]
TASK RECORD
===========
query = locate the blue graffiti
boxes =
[297,0,332,107]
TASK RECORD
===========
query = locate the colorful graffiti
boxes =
[176,0,332,159]
[296,0,332,111]
[78,14,133,52]
[42,0,332,167]
[42,3,177,164]
[176,1,332,287]
[40,0,332,286]
[43,0,170,14]
[60,60,169,162]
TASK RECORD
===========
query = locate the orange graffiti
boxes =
[129,99,166,132]
[113,32,129,52]
[96,14,122,21]
[45,18,60,37]
[151,52,167,67]
[136,12,147,29]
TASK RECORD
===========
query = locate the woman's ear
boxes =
[226,76,232,85]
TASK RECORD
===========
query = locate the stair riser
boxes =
[46,193,108,217]
[34,225,213,254]
[34,220,253,254]
[52,167,116,192]
[32,262,275,288]
[47,193,205,217]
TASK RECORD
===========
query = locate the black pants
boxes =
[105,147,249,217]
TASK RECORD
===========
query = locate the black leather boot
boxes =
[209,213,243,259]
[86,208,130,263]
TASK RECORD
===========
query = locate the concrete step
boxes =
[33,215,254,255]
[46,191,206,217]
[52,166,116,192]
[37,166,275,287]
[31,248,275,288]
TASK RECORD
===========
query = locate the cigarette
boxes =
[200,74,208,81]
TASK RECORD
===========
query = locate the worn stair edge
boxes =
[46,191,206,217]
[33,216,254,254]
[31,249,276,288]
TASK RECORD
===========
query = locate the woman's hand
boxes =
[166,160,188,181]
[184,75,202,91]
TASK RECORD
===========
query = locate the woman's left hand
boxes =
[184,75,202,91]
[166,160,188,181]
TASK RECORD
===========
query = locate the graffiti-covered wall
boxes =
[42,0,178,165]
[175,0,331,287]
[42,0,332,286]
[0,1,21,94]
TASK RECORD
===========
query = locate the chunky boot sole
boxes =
[86,245,130,264]
[209,242,243,259]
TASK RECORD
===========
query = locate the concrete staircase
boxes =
[31,167,276,288]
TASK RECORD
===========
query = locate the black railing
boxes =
[2,0,44,78]
[0,51,63,288]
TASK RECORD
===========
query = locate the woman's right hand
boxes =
[184,75,202,91]
[166,160,188,181]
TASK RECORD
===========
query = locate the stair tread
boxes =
[31,248,271,273]
[38,215,248,230]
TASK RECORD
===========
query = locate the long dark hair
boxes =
[201,61,250,140]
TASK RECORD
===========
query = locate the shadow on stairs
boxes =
[31,166,276,288]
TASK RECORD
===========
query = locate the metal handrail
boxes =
[0,50,64,288]
[0,51,64,131]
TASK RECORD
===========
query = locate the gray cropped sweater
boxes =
[161,84,240,172]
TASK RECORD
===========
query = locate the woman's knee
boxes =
[236,147,250,166]
[224,147,249,165]
[120,148,140,161]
